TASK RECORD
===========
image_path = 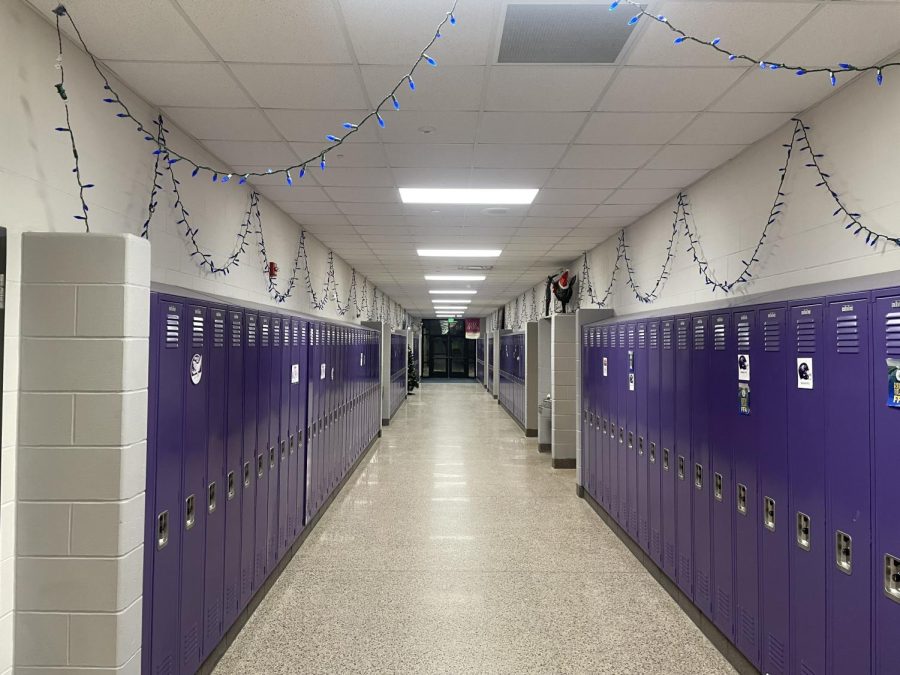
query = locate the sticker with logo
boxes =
[738,353,750,382]
[291,364,299,384]
[887,358,900,408]
[797,357,813,390]
[190,354,203,385]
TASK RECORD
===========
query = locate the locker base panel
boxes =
[525,428,537,438]
[538,443,551,453]
[382,418,390,426]
[551,457,576,469]
[198,431,381,675]
[498,400,526,433]
[580,487,760,675]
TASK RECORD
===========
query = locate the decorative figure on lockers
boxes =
[552,269,577,314]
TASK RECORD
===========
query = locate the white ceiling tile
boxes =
[278,202,342,215]
[534,189,614,205]
[647,144,745,170]
[606,188,679,205]
[338,203,406,216]
[348,215,405,227]
[589,204,655,218]
[626,2,815,68]
[164,108,280,142]
[354,226,412,236]
[560,145,661,169]
[527,204,595,218]
[673,112,793,145]
[385,144,474,168]
[520,218,584,229]
[377,111,479,143]
[294,215,352,227]
[478,113,588,144]
[230,65,367,109]
[577,112,695,144]
[255,186,329,203]
[324,187,400,203]
[622,169,708,189]
[289,142,386,167]
[392,168,472,187]
[201,140,298,167]
[316,168,397,188]
[598,67,744,112]
[179,0,350,64]
[265,110,379,143]
[339,0,495,66]
[546,169,633,189]
[360,66,485,111]
[470,169,551,188]
[579,217,630,230]
[472,144,567,169]
[485,66,615,111]
[105,62,252,107]
[710,69,851,114]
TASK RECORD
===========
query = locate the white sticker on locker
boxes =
[291,364,299,384]
[331,367,334,381]
[320,363,326,380]
[603,357,608,377]
[738,353,750,382]
[360,353,364,367]
[797,357,813,389]
[628,372,635,391]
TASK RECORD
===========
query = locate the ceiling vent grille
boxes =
[498,4,639,64]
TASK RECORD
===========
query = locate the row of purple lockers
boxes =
[499,333,526,428]
[476,337,484,382]
[582,286,900,675]
[488,335,495,395]
[389,332,407,419]
[144,292,382,675]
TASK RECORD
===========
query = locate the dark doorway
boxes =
[422,319,476,379]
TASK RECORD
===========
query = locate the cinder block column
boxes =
[551,314,577,469]
[574,308,612,487]
[363,321,391,425]
[524,322,538,436]
[15,233,150,673]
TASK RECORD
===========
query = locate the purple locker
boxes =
[581,327,591,497]
[222,309,243,627]
[326,326,335,493]
[788,301,826,675]
[593,327,603,505]
[660,319,677,580]
[709,311,735,642]
[609,325,620,522]
[254,314,271,587]
[647,320,662,565]
[601,326,611,510]
[240,313,258,606]
[266,317,282,568]
[181,303,208,674]
[756,304,790,675]
[625,323,637,538]
[824,294,872,675]
[636,322,649,552]
[617,323,628,527]
[691,314,712,617]
[732,308,760,667]
[277,317,291,558]
[872,289,900,674]
[143,295,184,675]
[202,306,227,658]
[305,323,317,523]
[288,318,302,539]
[674,316,693,599]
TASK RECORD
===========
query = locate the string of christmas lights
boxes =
[53,1,458,188]
[612,0,897,88]
[620,195,682,303]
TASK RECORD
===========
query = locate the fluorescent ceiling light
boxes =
[417,249,502,258]
[429,290,477,295]
[432,299,471,304]
[424,275,486,281]
[401,188,537,205]
[432,306,467,311]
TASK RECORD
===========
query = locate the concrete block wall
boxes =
[15,233,150,672]
[550,315,577,468]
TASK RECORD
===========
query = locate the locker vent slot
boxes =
[665,543,675,570]
[293,323,300,347]
[156,655,174,675]
[676,322,689,350]
[885,312,900,356]
[767,634,786,674]
[796,317,816,354]
[618,327,625,348]
[213,313,225,348]
[205,600,222,643]
[679,554,691,581]
[835,315,859,353]
[637,325,646,349]
[717,589,731,627]
[601,329,608,348]
[182,624,200,667]
[191,312,204,348]
[662,323,673,350]
[695,571,710,606]
[649,324,658,349]
[740,608,757,648]
[799,663,816,675]
[230,313,242,347]
[272,320,281,347]
[763,319,781,352]
[627,326,635,349]
[302,323,308,345]
[713,322,726,350]
[165,311,180,348]
[284,322,290,345]
[247,318,257,347]
[737,320,751,350]
[693,320,705,350]
[261,319,270,347]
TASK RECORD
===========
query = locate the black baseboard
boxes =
[498,400,527,434]
[382,418,390,426]
[551,457,576,469]
[198,432,381,675]
[525,428,537,438]
[579,488,760,675]
[538,443,551,453]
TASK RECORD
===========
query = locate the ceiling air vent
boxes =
[498,4,639,64]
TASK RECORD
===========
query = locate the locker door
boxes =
[710,312,735,642]
[757,305,790,675]
[691,314,712,617]
[181,303,208,674]
[202,307,227,658]
[660,319,677,580]
[625,323,637,538]
[825,294,872,675]
[144,296,184,675]
[872,290,900,674]
[674,316,693,599]
[617,324,628,527]
[733,309,760,667]
[582,327,592,498]
[609,325,620,523]
[636,322,649,552]
[647,321,662,565]
[254,314,271,587]
[277,317,291,558]
[297,320,308,531]
[601,327,611,510]
[288,318,301,539]
[305,324,317,523]
[593,327,603,505]
[267,317,282,567]
[222,309,243,627]
[240,313,258,606]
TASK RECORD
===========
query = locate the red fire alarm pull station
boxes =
[268,261,278,279]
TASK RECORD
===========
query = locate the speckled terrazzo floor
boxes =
[213,382,737,675]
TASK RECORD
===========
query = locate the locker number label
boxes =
[320,363,326,380]
[291,364,300,384]
[796,358,813,390]
[602,357,608,377]
[738,353,750,382]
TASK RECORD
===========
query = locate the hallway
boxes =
[214,383,735,675]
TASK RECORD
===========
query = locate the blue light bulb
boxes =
[628,14,640,25]
[711,37,721,46]
[674,36,686,44]
[343,122,358,130]
[286,171,293,186]
[377,113,385,128]
[830,71,837,87]
[728,54,737,61]
[769,63,779,70]
[320,157,326,171]
[239,175,248,185]
[192,167,199,177]
[839,63,852,70]
[657,15,666,22]
[326,134,341,142]
[796,69,806,76]
[877,69,884,86]
[408,77,416,91]
[424,53,437,67]
[222,174,231,183]
[392,95,400,111]
[299,166,306,178]
[212,173,218,182]
[449,13,456,24]
[609,1,619,9]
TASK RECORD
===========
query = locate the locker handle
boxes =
[764,496,776,532]
[281,440,286,461]
[649,442,656,464]
[227,471,236,500]
[885,554,900,604]
[796,512,811,551]
[243,462,251,487]
[289,435,295,455]
[677,456,685,480]
[185,494,196,530]
[208,482,217,514]
[627,432,634,450]
[269,447,276,468]
[157,511,169,550]
[257,454,264,478]
[835,531,852,575]
[638,436,644,456]
[663,448,670,471]
[694,464,703,490]
[737,484,748,516]
[714,473,723,501]
[619,427,624,444]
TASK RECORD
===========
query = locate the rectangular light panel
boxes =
[401,188,538,205]
[417,249,502,258]
[429,290,477,295]
[424,275,486,281]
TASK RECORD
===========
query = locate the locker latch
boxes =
[796,512,811,551]
[157,511,169,550]
[185,494,196,530]
[649,442,656,464]
[269,447,276,468]
[678,456,685,480]
[663,448,670,471]
[694,464,703,490]
[885,554,900,604]
[289,435,295,455]
[257,454,265,478]
[243,462,251,487]
[835,531,852,575]
[281,440,286,461]
[227,471,236,500]
[763,496,776,532]
[627,432,634,450]
[619,427,624,444]
[602,419,608,435]
[714,473,723,501]
[737,484,748,516]
[638,436,644,456]
[208,482,217,514]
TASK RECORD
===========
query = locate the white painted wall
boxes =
[0,1,408,668]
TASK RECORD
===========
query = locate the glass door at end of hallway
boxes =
[422,320,475,379]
